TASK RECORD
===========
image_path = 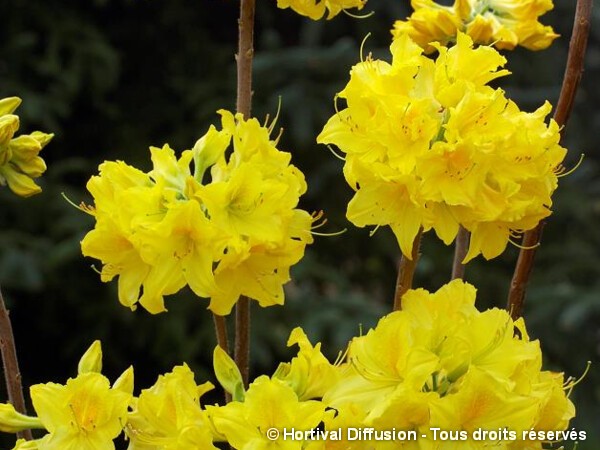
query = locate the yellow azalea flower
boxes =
[392,0,462,51]
[1,342,132,450]
[207,375,329,450]
[0,97,53,197]
[318,33,566,262]
[81,161,163,312]
[198,163,291,243]
[82,110,313,315]
[273,327,341,400]
[322,280,575,448]
[392,0,559,52]
[126,364,217,450]
[29,371,131,450]
[275,0,367,20]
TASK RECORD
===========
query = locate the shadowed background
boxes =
[0,0,599,448]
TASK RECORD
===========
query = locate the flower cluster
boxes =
[0,97,53,197]
[318,33,566,262]
[0,281,576,449]
[275,0,367,20]
[81,110,314,315]
[392,0,559,52]
[319,280,575,449]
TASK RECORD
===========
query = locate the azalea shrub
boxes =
[0,0,595,449]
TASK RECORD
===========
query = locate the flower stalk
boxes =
[236,0,256,119]
[507,0,592,320]
[235,297,251,388]
[393,228,423,310]
[451,226,470,280]
[213,314,230,356]
[234,0,256,388]
[0,287,32,441]
[212,314,232,403]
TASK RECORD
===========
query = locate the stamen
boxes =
[311,228,347,237]
[343,8,375,19]
[350,355,399,383]
[327,144,346,161]
[62,192,95,215]
[556,153,585,178]
[509,237,540,250]
[267,96,283,135]
[369,225,381,237]
[509,230,522,239]
[311,210,325,221]
[564,361,591,396]
[310,210,346,236]
[333,345,350,366]
[333,94,341,116]
[359,33,372,63]
[311,217,328,230]
[273,126,284,145]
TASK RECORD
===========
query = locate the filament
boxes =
[509,237,540,250]
[564,360,591,396]
[327,145,346,161]
[311,228,347,237]
[267,96,283,135]
[62,192,95,215]
[343,9,375,19]
[555,153,585,178]
[359,33,372,63]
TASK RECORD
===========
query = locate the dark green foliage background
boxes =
[0,0,598,448]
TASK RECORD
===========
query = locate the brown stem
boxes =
[212,313,232,403]
[507,225,545,320]
[553,0,592,134]
[0,287,32,441]
[393,228,423,311]
[234,296,250,387]
[236,0,256,118]
[451,226,470,280]
[507,0,592,320]
[213,313,230,355]
[233,0,256,390]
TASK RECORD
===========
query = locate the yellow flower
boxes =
[273,327,341,400]
[392,0,462,51]
[126,364,217,450]
[208,376,329,449]
[0,97,53,197]
[318,33,566,262]
[321,280,575,448]
[428,367,540,444]
[13,342,134,450]
[392,0,559,52]
[81,161,160,311]
[275,0,367,20]
[82,110,313,315]
[29,372,131,450]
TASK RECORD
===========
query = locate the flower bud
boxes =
[213,346,245,401]
[0,403,43,433]
[77,340,103,374]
